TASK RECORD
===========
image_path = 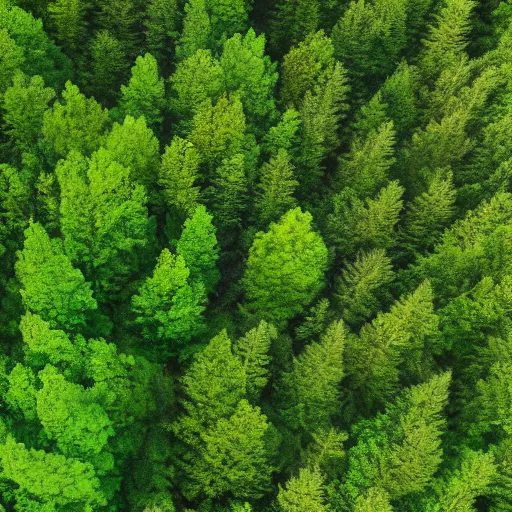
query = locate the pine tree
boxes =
[220,29,278,130]
[254,149,298,228]
[144,0,180,72]
[132,249,205,359]
[47,0,88,55]
[336,121,395,198]
[261,109,302,157]
[208,153,248,234]
[279,320,345,433]
[242,208,328,327]
[176,205,220,295]
[345,281,439,412]
[181,400,274,501]
[89,30,128,107]
[354,488,392,512]
[277,467,326,512]
[176,0,212,60]
[335,249,394,327]
[270,0,321,55]
[15,222,97,332]
[0,28,25,97]
[159,136,201,222]
[0,435,106,510]
[420,0,476,80]
[103,115,160,195]
[233,321,277,402]
[281,30,337,108]
[120,54,165,131]
[3,73,55,154]
[344,372,450,502]
[41,81,109,164]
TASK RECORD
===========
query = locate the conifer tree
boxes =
[15,222,97,332]
[159,137,201,222]
[242,208,328,327]
[233,321,277,402]
[144,0,180,72]
[120,54,165,132]
[261,109,302,157]
[181,400,274,501]
[3,73,55,154]
[336,120,395,198]
[41,81,109,164]
[279,320,345,433]
[0,29,25,98]
[132,249,205,359]
[353,488,392,512]
[345,281,439,411]
[254,149,298,228]
[176,205,220,295]
[277,467,326,512]
[47,0,88,55]
[335,249,394,327]
[89,30,128,107]
[103,115,160,195]
[176,0,212,60]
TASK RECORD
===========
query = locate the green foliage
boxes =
[277,467,326,512]
[233,320,276,401]
[48,0,88,54]
[41,81,109,164]
[132,249,205,358]
[0,29,25,97]
[15,222,97,332]
[242,208,328,327]
[3,73,55,154]
[120,54,165,131]
[176,205,220,295]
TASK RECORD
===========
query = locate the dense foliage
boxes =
[1,0,512,510]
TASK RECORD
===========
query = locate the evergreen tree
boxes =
[144,0,180,72]
[0,29,25,98]
[353,488,392,512]
[176,0,212,60]
[277,467,326,512]
[233,320,277,402]
[279,320,345,434]
[132,249,205,359]
[261,109,301,157]
[176,205,220,295]
[334,249,395,327]
[41,81,109,164]
[3,73,55,155]
[15,221,97,332]
[159,136,201,222]
[47,0,88,55]
[120,53,165,132]
[242,208,328,328]
[254,149,298,228]
[89,30,128,106]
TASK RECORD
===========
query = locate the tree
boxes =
[270,0,321,55]
[176,0,212,60]
[144,0,180,72]
[0,435,106,509]
[255,149,298,228]
[0,29,25,98]
[3,73,55,154]
[41,81,109,164]
[208,153,248,234]
[120,53,165,131]
[89,30,128,106]
[132,249,205,359]
[176,330,246,432]
[279,320,345,433]
[280,31,337,108]
[335,121,395,199]
[277,467,326,512]
[261,109,301,157]
[345,281,439,412]
[343,372,450,503]
[103,115,160,195]
[334,249,394,327]
[176,205,220,295]
[420,0,476,80]
[220,29,278,130]
[181,400,274,501]
[233,321,277,402]
[242,208,328,327]
[354,488,392,512]
[15,222,97,332]
[47,0,88,55]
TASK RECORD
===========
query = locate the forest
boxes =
[1,0,512,510]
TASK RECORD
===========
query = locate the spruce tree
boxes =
[277,467,326,512]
